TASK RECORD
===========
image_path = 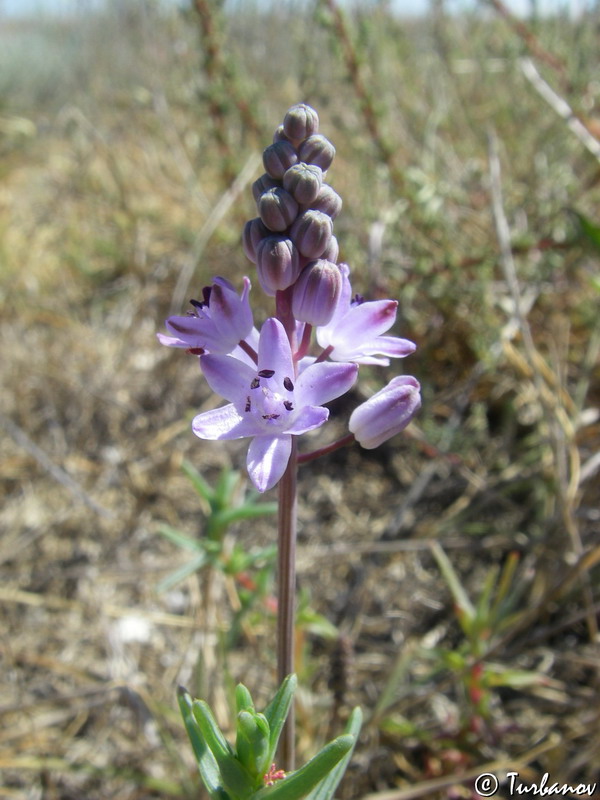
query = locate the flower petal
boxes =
[258,318,294,378]
[247,434,292,492]
[295,361,358,406]
[285,405,328,435]
[200,354,256,404]
[192,405,261,440]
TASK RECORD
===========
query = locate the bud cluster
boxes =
[243,104,342,322]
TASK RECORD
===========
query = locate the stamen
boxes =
[258,369,275,378]
[187,347,205,355]
[283,401,293,411]
[283,377,294,391]
[201,286,212,305]
[250,377,260,389]
[190,298,204,310]
[245,397,251,412]
[262,413,280,420]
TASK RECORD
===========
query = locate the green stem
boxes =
[277,436,298,771]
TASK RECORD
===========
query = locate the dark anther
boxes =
[353,293,364,305]
[245,397,251,412]
[190,298,204,310]
[283,377,294,391]
[283,401,293,411]
[187,347,205,356]
[250,377,260,389]
[258,369,275,378]
[262,413,280,420]
[202,286,212,305]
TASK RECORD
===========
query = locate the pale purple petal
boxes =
[361,335,416,358]
[258,318,294,377]
[211,276,253,343]
[295,361,358,406]
[285,405,329,435]
[331,299,398,342]
[156,332,192,349]
[247,435,292,492]
[200,354,256,404]
[192,405,255,440]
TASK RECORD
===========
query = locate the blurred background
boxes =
[1,1,599,798]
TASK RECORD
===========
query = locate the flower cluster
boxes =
[159,104,421,492]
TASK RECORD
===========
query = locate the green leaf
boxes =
[250,734,355,800]
[236,710,271,778]
[572,210,600,252]
[215,502,278,529]
[192,700,255,799]
[235,684,255,714]
[177,688,230,800]
[156,551,210,593]
[263,674,297,763]
[430,543,475,633]
[157,524,202,552]
[181,459,216,505]
[304,707,362,800]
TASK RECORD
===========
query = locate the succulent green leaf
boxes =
[251,734,355,800]
[235,684,255,714]
[177,688,231,800]
[304,708,362,800]
[263,674,297,762]
[192,700,255,799]
[236,710,271,778]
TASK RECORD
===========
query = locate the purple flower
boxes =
[157,277,254,355]
[192,318,358,492]
[349,376,421,449]
[315,264,416,365]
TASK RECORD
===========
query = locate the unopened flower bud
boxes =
[262,141,298,180]
[292,259,342,326]
[273,124,291,144]
[242,217,270,263]
[283,103,319,143]
[321,234,339,263]
[256,236,300,296]
[258,187,299,232]
[310,184,343,219]
[252,173,279,204]
[283,163,323,205]
[290,209,333,259]
[349,376,421,449]
[298,134,336,171]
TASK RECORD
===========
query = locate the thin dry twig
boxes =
[520,57,600,164]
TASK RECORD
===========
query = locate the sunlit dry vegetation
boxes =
[1,0,599,798]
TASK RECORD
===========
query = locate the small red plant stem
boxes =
[238,339,258,364]
[298,433,355,465]
[277,436,297,771]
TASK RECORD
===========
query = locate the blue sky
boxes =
[0,0,588,17]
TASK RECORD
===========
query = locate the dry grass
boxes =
[1,2,599,799]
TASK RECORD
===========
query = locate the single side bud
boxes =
[258,187,299,232]
[292,259,342,326]
[273,124,291,143]
[242,217,270,263]
[256,236,300,296]
[310,184,343,219]
[283,103,319,143]
[298,134,336,171]
[262,141,298,180]
[252,173,279,204]
[349,376,421,449]
[321,234,339,263]
[283,163,323,205]
[290,209,333,259]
